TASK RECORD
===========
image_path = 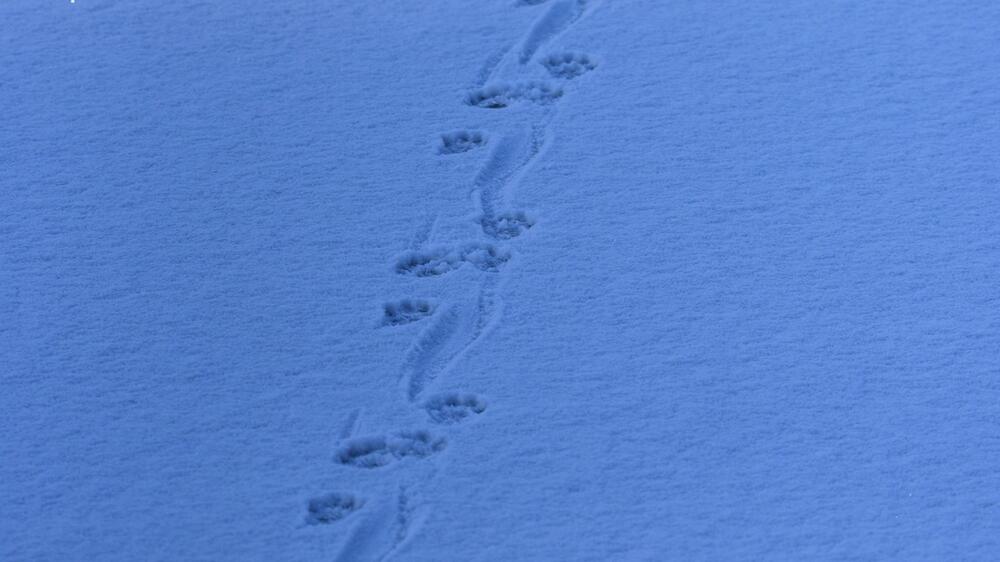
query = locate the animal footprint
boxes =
[481,211,536,240]
[460,243,512,272]
[395,247,464,277]
[424,393,487,424]
[336,430,446,469]
[395,243,511,277]
[438,130,487,155]
[465,81,563,109]
[541,52,597,79]
[382,299,436,327]
[305,493,363,525]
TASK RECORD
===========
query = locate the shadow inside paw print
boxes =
[439,130,487,155]
[336,430,446,469]
[424,393,487,424]
[481,211,536,240]
[465,81,563,109]
[541,52,597,79]
[305,493,363,525]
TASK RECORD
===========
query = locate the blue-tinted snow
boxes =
[3,0,1000,560]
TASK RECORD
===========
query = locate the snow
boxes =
[3,0,1000,560]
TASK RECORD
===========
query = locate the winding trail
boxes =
[315,1,605,557]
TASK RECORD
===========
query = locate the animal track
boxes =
[438,130,487,155]
[476,125,548,224]
[541,52,597,79]
[520,0,586,63]
[481,211,536,239]
[461,243,513,272]
[303,0,599,553]
[476,129,534,218]
[334,487,420,562]
[402,281,502,402]
[305,493,363,525]
[382,299,436,327]
[336,430,446,469]
[465,81,563,109]
[395,243,511,277]
[395,247,464,277]
[424,393,487,424]
[402,306,461,401]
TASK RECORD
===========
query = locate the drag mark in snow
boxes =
[519,0,585,64]
[338,409,362,441]
[474,128,533,219]
[401,305,461,401]
[475,123,548,239]
[334,487,424,562]
[333,496,393,562]
[400,276,504,402]
[408,214,438,252]
[473,45,512,87]
[465,275,505,358]
[380,486,425,561]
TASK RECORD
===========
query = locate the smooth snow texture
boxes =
[3,0,1000,560]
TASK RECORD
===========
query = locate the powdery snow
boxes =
[4,0,1000,560]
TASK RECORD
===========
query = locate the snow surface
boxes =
[4,0,1000,560]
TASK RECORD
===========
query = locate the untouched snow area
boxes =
[4,0,1000,560]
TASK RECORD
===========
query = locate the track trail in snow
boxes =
[306,1,604,556]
